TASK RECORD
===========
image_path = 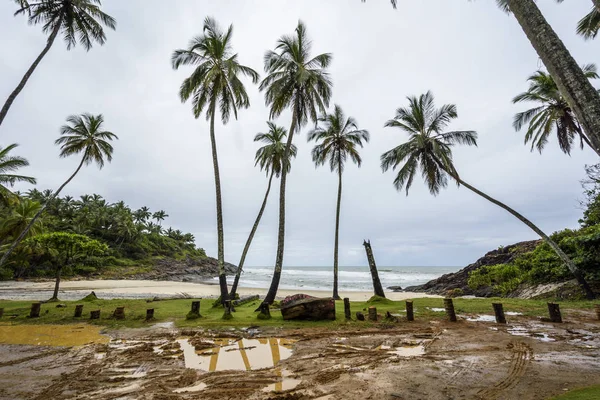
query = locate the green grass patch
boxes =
[550,385,600,399]
[0,297,595,330]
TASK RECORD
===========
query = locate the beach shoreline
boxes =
[0,279,440,301]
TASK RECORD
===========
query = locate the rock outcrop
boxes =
[404,240,541,297]
[125,256,237,283]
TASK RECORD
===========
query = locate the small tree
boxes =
[24,232,108,301]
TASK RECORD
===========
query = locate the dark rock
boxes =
[121,255,237,282]
[404,240,541,297]
[387,286,403,292]
[280,295,335,321]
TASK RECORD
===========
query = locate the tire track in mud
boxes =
[476,341,532,400]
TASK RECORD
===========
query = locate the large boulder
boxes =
[280,294,336,321]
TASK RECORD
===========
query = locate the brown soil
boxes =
[1,313,600,400]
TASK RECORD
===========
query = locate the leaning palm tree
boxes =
[381,91,595,300]
[1,0,116,128]
[0,199,44,244]
[0,113,117,267]
[172,17,259,303]
[575,2,600,40]
[308,105,369,300]
[513,65,600,156]
[0,144,36,206]
[258,21,333,305]
[229,122,298,299]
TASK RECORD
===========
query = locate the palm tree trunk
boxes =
[0,14,63,129]
[263,107,299,305]
[507,0,600,156]
[50,266,62,301]
[332,166,342,300]
[208,104,229,303]
[230,170,275,298]
[444,167,595,300]
[593,0,600,11]
[0,157,85,267]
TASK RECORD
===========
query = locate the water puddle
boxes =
[508,326,555,342]
[0,324,109,347]
[389,345,426,357]
[173,382,207,393]
[262,378,301,393]
[465,315,497,322]
[505,312,523,316]
[428,308,445,312]
[178,338,296,371]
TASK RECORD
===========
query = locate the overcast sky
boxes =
[1,1,599,269]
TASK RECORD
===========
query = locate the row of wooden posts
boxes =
[5,299,600,322]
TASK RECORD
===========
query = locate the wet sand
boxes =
[0,279,440,301]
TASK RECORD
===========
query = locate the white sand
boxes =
[0,280,440,301]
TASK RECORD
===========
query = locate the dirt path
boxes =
[1,313,599,400]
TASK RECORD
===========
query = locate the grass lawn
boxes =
[0,296,596,330]
[550,386,600,400]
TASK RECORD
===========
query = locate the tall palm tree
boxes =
[0,113,117,267]
[229,122,298,298]
[152,210,168,226]
[381,91,595,299]
[513,64,600,156]
[1,0,116,128]
[0,144,36,206]
[259,21,333,305]
[308,105,369,300]
[172,17,259,303]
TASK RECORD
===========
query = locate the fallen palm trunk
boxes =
[233,295,259,307]
[280,296,336,321]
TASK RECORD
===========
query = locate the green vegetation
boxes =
[0,297,595,330]
[551,385,600,400]
[308,105,370,300]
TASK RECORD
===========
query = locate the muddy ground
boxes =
[1,311,599,400]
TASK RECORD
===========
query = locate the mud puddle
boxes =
[178,337,296,372]
[0,324,109,346]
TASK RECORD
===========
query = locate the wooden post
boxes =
[344,298,351,320]
[547,303,563,323]
[74,305,83,318]
[406,300,414,321]
[113,307,125,320]
[30,303,41,318]
[492,303,507,324]
[594,304,600,321]
[368,306,378,321]
[90,310,101,320]
[444,298,457,322]
[363,240,386,298]
[0,308,4,318]
[257,302,271,320]
[223,300,233,320]
[146,309,155,321]
[191,301,201,316]
[356,311,365,321]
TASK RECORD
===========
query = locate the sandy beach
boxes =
[0,279,440,301]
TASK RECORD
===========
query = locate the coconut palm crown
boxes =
[381,91,477,195]
[0,144,36,205]
[254,122,298,177]
[512,64,599,155]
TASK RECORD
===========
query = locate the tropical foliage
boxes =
[0,144,36,205]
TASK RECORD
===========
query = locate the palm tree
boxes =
[513,64,600,156]
[308,105,369,300]
[172,17,259,304]
[152,210,168,226]
[575,2,600,40]
[0,144,36,205]
[0,113,117,267]
[133,206,151,224]
[1,0,116,128]
[381,91,595,299]
[0,199,44,244]
[229,122,298,298]
[258,21,333,305]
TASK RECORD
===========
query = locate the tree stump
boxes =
[74,305,84,318]
[0,308,4,319]
[113,307,125,320]
[30,303,41,318]
[595,304,600,321]
[492,303,507,324]
[356,311,365,321]
[90,310,101,320]
[547,303,562,323]
[406,300,414,321]
[344,298,351,320]
[222,300,233,320]
[257,302,271,320]
[368,306,378,321]
[186,300,201,320]
[363,240,386,298]
[146,309,155,321]
[444,298,457,322]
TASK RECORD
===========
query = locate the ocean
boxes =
[223,265,456,292]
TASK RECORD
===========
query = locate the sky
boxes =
[1,0,599,269]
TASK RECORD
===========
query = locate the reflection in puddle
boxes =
[389,345,426,357]
[262,378,301,393]
[465,315,497,322]
[508,326,555,342]
[178,338,296,371]
[0,325,109,346]
[174,382,207,393]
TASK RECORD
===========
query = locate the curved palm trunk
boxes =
[507,0,600,157]
[332,167,342,300]
[0,14,63,129]
[263,107,298,305]
[444,167,595,300]
[0,157,85,268]
[230,170,275,298]
[209,106,229,304]
[50,266,62,301]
